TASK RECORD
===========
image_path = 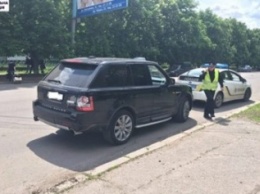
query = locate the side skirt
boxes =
[135,117,172,128]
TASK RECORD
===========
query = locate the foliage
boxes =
[161,62,170,70]
[0,0,71,73]
[0,0,260,71]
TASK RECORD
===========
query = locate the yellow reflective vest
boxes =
[201,70,219,91]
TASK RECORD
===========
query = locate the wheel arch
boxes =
[107,106,137,128]
[179,92,193,110]
[186,93,193,110]
[215,91,224,99]
[174,93,191,122]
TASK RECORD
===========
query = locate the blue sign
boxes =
[75,0,128,18]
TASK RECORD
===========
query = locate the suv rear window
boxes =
[44,62,97,88]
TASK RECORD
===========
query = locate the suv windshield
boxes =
[44,62,97,88]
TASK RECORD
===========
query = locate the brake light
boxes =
[64,59,82,63]
[76,96,94,112]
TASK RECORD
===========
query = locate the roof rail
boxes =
[133,57,146,61]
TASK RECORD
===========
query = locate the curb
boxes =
[42,101,260,194]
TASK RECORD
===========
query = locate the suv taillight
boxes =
[76,96,94,112]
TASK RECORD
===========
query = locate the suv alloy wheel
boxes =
[103,110,134,145]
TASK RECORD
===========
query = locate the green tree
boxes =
[229,19,250,68]
[74,0,164,61]
[199,10,234,64]
[0,0,71,73]
[157,0,211,65]
[1,0,258,73]
[246,29,260,69]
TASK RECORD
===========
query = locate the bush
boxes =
[161,62,170,71]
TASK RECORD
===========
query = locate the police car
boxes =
[175,68,252,108]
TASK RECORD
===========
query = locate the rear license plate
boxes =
[47,92,63,101]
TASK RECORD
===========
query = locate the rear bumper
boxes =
[33,101,104,132]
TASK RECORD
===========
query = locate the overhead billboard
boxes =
[0,0,9,12]
[75,0,128,18]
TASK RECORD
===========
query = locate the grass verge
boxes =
[234,103,260,123]
[0,64,55,75]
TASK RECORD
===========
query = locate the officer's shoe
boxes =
[204,115,212,120]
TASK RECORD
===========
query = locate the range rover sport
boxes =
[33,57,193,145]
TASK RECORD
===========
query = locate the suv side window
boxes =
[131,64,152,86]
[91,64,131,88]
[148,65,167,85]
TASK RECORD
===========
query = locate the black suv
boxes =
[33,57,192,145]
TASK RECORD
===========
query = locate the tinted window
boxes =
[44,62,96,87]
[148,65,166,85]
[131,64,152,86]
[91,64,131,88]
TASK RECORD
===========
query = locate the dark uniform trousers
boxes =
[204,90,215,116]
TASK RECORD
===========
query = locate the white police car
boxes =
[176,68,252,108]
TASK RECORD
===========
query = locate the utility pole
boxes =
[71,19,76,45]
[71,0,77,45]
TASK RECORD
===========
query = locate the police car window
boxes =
[148,65,166,85]
[230,72,240,82]
[221,71,232,80]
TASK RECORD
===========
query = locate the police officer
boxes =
[199,62,224,120]
[7,61,16,82]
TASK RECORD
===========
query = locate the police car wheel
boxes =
[214,92,223,108]
[243,88,251,101]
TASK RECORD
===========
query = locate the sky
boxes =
[196,0,260,29]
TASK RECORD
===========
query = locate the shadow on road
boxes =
[214,117,232,126]
[27,118,197,172]
[0,82,38,91]
[192,100,255,113]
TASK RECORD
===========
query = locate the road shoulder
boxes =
[39,102,260,194]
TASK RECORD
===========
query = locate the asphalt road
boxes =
[0,72,259,194]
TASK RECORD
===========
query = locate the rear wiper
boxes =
[47,79,62,84]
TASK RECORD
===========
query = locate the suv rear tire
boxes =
[103,110,134,145]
